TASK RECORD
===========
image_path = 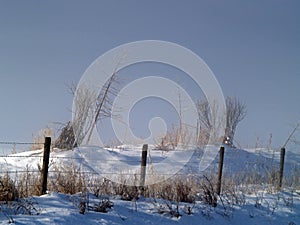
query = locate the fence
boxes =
[0,138,50,196]
[0,137,294,201]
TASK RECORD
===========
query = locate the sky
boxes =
[0,0,299,149]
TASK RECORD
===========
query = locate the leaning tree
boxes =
[55,71,119,150]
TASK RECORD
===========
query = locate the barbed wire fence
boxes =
[0,137,296,201]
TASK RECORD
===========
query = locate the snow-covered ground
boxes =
[0,190,299,224]
[0,145,299,224]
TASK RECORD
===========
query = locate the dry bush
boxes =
[89,177,113,197]
[155,125,179,150]
[155,124,196,150]
[49,162,86,195]
[112,180,139,201]
[87,176,140,201]
[90,199,114,213]
[54,121,76,150]
[219,177,246,207]
[151,199,181,218]
[198,175,218,207]
[119,185,139,201]
[0,166,42,201]
[144,175,199,204]
[11,197,41,215]
[15,167,41,198]
[0,173,18,202]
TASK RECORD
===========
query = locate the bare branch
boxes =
[196,96,246,146]
[283,123,300,148]
[225,96,247,141]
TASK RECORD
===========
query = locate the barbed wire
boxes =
[0,141,44,145]
[0,155,43,158]
[0,170,213,176]
[0,154,213,165]
[0,140,290,182]
[0,170,40,174]
[0,172,225,178]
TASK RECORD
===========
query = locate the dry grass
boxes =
[155,124,197,150]
[15,168,41,198]
[0,173,18,202]
[49,162,86,195]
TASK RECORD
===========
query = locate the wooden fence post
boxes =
[41,137,51,195]
[140,144,148,191]
[216,146,225,195]
[278,147,285,189]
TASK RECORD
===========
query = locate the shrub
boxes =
[0,173,18,202]
[49,162,86,195]
[90,199,114,213]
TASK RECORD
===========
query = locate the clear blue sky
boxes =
[0,0,299,148]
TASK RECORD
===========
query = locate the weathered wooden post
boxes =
[278,147,285,189]
[216,146,225,195]
[41,137,51,195]
[140,144,148,192]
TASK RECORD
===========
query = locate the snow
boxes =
[1,190,299,224]
[0,145,299,224]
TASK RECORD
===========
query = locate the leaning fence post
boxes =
[140,144,148,192]
[41,137,51,195]
[278,147,285,189]
[216,146,225,195]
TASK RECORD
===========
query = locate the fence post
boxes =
[216,146,225,195]
[140,144,148,192]
[278,147,285,189]
[41,137,51,195]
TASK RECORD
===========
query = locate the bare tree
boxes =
[85,73,119,144]
[55,72,119,149]
[197,96,246,145]
[225,96,246,141]
[196,99,224,144]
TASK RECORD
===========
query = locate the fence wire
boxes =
[0,141,44,145]
[0,139,297,196]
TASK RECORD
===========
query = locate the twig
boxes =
[283,123,300,148]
